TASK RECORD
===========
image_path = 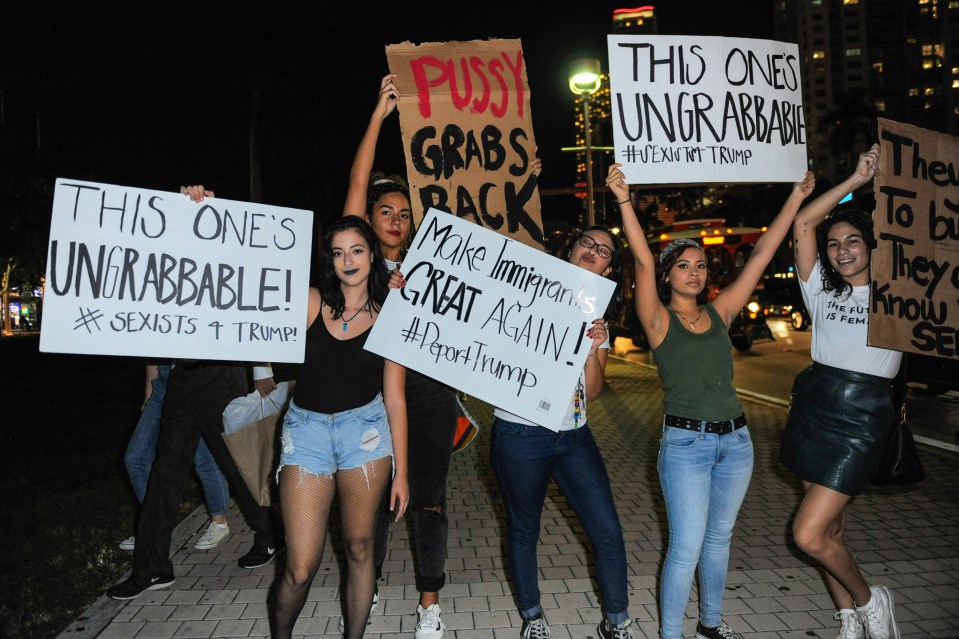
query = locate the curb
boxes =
[56,504,214,639]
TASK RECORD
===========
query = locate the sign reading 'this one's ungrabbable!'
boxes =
[608,35,808,185]
[40,179,314,362]
[386,39,544,249]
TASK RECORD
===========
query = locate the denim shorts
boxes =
[278,394,393,479]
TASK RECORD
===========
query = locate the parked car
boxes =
[905,352,959,396]
[761,273,810,331]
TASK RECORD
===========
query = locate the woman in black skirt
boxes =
[780,144,902,639]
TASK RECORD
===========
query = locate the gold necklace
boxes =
[671,305,703,330]
[341,299,369,331]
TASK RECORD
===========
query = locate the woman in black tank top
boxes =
[272,216,409,639]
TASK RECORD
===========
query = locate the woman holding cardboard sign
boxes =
[608,162,815,639]
[271,215,409,639]
[779,144,902,639]
[340,73,458,639]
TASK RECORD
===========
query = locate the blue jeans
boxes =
[657,422,754,639]
[491,419,629,625]
[124,365,230,517]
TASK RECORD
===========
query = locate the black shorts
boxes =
[780,362,895,496]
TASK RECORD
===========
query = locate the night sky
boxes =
[1,1,776,227]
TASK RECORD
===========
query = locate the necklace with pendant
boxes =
[341,299,369,331]
[672,305,703,330]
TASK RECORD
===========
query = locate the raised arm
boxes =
[712,172,815,324]
[343,74,400,217]
[793,144,879,282]
[383,359,409,520]
[605,164,671,347]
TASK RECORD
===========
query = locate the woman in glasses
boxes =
[489,226,633,639]
[389,224,629,638]
[607,163,814,639]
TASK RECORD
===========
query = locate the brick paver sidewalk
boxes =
[66,358,959,639]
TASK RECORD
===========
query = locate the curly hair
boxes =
[654,240,709,305]
[318,215,389,318]
[816,208,876,299]
[561,226,626,321]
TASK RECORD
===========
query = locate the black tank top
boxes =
[293,315,384,414]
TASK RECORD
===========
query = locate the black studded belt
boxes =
[664,413,747,435]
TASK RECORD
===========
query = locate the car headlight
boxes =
[747,301,761,313]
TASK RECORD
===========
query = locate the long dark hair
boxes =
[562,226,626,321]
[367,171,417,253]
[655,240,710,305]
[816,208,876,299]
[318,215,389,318]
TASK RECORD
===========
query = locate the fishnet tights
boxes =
[273,459,392,638]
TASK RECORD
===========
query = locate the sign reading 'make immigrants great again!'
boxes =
[386,39,544,249]
[40,179,314,362]
[365,208,614,430]
[870,119,959,360]
[608,35,807,184]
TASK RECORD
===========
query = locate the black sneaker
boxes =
[597,618,633,639]
[106,574,175,600]
[521,613,550,639]
[696,621,743,639]
[238,543,280,568]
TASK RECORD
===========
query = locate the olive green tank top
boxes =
[651,304,743,421]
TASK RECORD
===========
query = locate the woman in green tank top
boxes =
[607,163,815,639]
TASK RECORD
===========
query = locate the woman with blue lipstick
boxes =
[271,215,409,639]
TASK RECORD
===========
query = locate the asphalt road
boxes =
[615,318,959,451]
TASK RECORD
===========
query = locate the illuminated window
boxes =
[950,1,959,8]
[846,48,861,56]
[953,67,959,75]
[909,88,920,96]
[925,87,936,95]
[813,50,826,59]
[953,79,959,89]
[924,101,932,109]
[875,99,886,111]
[922,45,933,55]
[843,0,858,3]
[923,59,935,69]
[873,62,884,72]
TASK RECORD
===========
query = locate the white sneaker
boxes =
[856,585,901,639]
[118,536,135,551]
[835,608,866,639]
[194,522,230,550]
[415,603,446,639]
[338,588,378,631]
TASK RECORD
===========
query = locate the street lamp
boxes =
[569,58,602,227]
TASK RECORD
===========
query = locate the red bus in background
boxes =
[614,218,774,351]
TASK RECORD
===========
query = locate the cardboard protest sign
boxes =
[365,208,615,429]
[870,119,959,359]
[607,35,807,184]
[40,179,314,362]
[386,39,544,249]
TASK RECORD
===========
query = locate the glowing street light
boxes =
[569,58,602,227]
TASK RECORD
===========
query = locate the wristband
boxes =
[617,199,630,205]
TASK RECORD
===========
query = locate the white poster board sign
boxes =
[608,35,807,184]
[40,178,314,362]
[366,208,615,429]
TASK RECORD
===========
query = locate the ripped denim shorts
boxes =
[277,394,393,479]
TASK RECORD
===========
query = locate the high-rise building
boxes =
[569,6,660,227]
[777,0,959,182]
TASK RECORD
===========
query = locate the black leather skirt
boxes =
[780,362,895,496]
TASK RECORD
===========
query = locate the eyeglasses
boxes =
[577,234,613,259]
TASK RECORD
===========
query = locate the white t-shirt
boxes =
[799,260,902,379]
[493,337,610,432]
